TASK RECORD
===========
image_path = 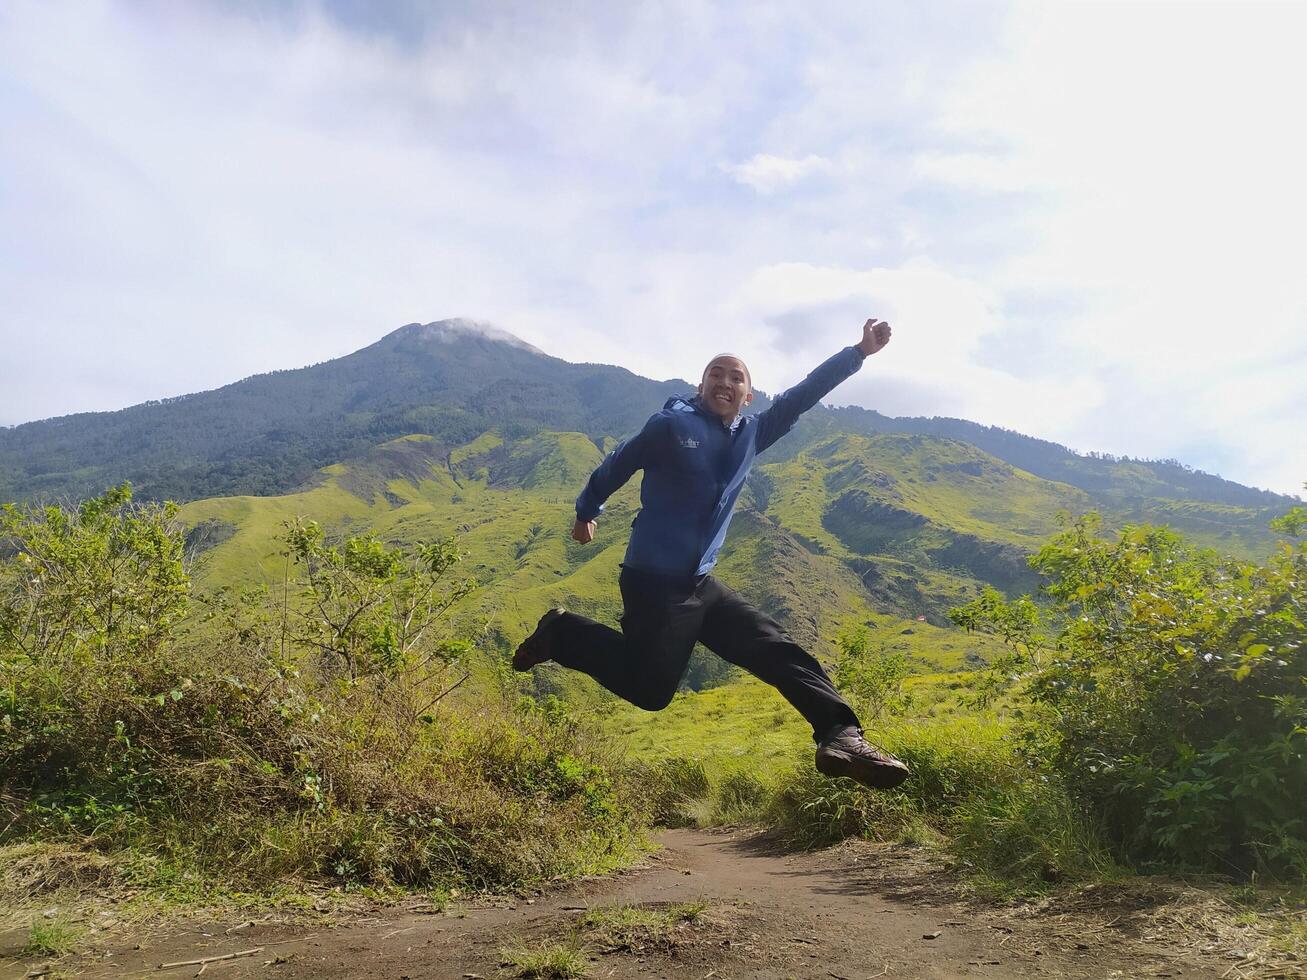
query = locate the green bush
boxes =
[832,624,911,721]
[712,769,770,824]
[0,488,644,894]
[767,714,1116,890]
[1,485,191,812]
[631,757,710,828]
[951,510,1307,876]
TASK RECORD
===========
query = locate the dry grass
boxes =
[1003,877,1307,977]
[0,841,117,898]
[576,901,708,953]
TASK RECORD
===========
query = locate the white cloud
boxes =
[729,258,1104,434]
[910,0,1307,495]
[722,153,833,194]
[0,0,1302,498]
[912,152,1030,194]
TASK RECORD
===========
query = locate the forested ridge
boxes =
[1,319,1296,515]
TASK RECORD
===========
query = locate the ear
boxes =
[744,391,753,405]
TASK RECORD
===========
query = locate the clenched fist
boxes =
[857,318,892,356]
[572,518,596,543]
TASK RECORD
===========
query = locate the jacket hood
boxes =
[664,392,712,415]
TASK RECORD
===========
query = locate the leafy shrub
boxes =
[951,511,1307,876]
[767,714,1116,889]
[280,517,473,682]
[0,487,643,893]
[832,624,911,720]
[1,485,190,810]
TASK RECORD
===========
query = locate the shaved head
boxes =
[702,352,751,388]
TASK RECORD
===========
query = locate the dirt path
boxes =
[4,830,1228,979]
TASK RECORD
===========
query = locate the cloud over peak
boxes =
[0,0,1302,495]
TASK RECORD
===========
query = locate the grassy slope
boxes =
[1107,496,1285,559]
[177,428,1039,762]
[177,426,1278,768]
[602,675,809,775]
[753,432,1083,619]
[181,430,1016,658]
[764,432,1087,551]
[597,666,992,776]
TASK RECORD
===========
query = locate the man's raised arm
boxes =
[572,412,668,542]
[754,318,892,454]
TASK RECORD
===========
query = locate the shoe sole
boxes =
[512,608,565,671]
[815,748,911,790]
[511,639,543,671]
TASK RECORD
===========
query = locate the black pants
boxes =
[548,566,859,742]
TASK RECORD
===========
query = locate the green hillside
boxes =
[822,404,1296,511]
[3,320,1297,537]
[175,415,1291,760]
[179,427,1038,707]
[757,432,1087,605]
[0,320,688,504]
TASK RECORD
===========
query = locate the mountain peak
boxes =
[388,318,544,355]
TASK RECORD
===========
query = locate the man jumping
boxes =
[513,318,910,790]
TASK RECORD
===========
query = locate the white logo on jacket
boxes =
[679,436,700,449]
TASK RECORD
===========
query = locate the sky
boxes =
[1,0,1303,498]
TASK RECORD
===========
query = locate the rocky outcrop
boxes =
[927,533,1039,595]
[823,489,928,553]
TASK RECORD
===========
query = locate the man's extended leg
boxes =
[695,576,858,740]
[518,568,705,711]
[696,577,909,789]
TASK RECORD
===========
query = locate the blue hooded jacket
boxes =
[575,345,869,577]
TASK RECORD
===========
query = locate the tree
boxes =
[950,509,1307,873]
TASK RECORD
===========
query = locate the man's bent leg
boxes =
[540,568,705,711]
[696,577,858,741]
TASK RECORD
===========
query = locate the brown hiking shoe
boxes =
[815,726,911,790]
[512,607,566,671]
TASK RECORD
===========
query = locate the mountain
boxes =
[9,317,1299,703]
[2,318,1296,555]
[0,320,689,503]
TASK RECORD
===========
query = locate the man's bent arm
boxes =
[754,346,867,454]
[575,413,667,521]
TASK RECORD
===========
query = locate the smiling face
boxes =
[697,354,753,422]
